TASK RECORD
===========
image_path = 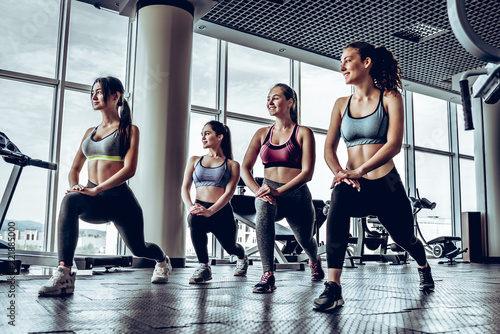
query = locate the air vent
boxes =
[392,23,447,43]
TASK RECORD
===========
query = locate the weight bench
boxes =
[230,194,327,271]
[427,236,467,265]
[345,216,408,266]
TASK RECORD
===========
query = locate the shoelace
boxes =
[260,272,273,284]
[236,258,246,270]
[310,261,321,275]
[49,271,63,282]
[419,270,431,282]
[194,266,208,275]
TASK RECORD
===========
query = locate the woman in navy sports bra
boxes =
[313,41,434,312]
[241,83,324,293]
[181,121,248,284]
[39,77,171,297]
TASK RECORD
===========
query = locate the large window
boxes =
[0,79,55,250]
[190,34,218,109]
[413,93,449,151]
[0,0,60,78]
[300,62,351,129]
[415,152,452,239]
[66,0,128,85]
[227,43,290,119]
[226,118,265,179]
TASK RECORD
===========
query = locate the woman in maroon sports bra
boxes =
[241,83,324,293]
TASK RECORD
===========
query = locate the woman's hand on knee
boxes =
[66,184,85,194]
[190,203,214,217]
[255,184,277,204]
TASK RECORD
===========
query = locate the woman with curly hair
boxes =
[313,41,434,312]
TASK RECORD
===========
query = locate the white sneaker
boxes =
[189,263,212,284]
[151,256,172,284]
[38,266,76,296]
[234,255,249,276]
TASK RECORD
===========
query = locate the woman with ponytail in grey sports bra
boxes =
[181,121,248,284]
[313,42,434,312]
[39,76,171,297]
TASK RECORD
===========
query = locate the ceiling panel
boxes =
[201,0,499,93]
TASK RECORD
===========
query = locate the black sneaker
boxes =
[310,256,325,281]
[418,265,435,291]
[253,272,276,293]
[313,281,344,311]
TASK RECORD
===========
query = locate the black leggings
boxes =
[57,181,165,265]
[188,200,245,264]
[326,168,427,269]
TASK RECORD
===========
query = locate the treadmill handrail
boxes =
[0,147,57,170]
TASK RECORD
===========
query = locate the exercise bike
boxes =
[410,190,467,265]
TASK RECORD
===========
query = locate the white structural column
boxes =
[131,0,194,267]
[480,100,500,259]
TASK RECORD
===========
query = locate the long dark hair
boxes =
[272,83,298,123]
[205,120,232,160]
[92,76,131,157]
[345,41,402,92]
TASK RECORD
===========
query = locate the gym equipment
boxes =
[310,200,407,268]
[0,132,133,273]
[0,132,57,275]
[229,177,327,270]
[447,0,500,130]
[343,214,408,267]
[411,189,467,265]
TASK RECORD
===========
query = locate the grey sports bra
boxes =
[81,126,124,162]
[192,156,231,188]
[340,91,388,148]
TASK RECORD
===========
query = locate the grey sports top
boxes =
[192,156,231,188]
[340,91,388,148]
[81,126,124,162]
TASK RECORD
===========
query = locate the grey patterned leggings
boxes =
[255,178,318,272]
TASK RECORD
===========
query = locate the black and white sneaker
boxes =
[418,265,435,291]
[313,281,344,311]
[189,263,212,284]
[253,272,276,293]
[234,255,249,276]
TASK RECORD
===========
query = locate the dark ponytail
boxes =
[272,83,298,123]
[346,41,402,92]
[205,120,233,159]
[92,76,132,157]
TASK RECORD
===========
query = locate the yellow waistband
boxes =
[87,155,124,162]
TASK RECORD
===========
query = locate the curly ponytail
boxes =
[346,41,402,92]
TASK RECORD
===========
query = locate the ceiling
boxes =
[199,0,499,95]
[79,0,499,99]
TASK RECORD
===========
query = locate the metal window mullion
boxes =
[45,0,71,252]
[0,69,58,87]
[216,40,228,123]
[291,59,300,123]
[404,90,416,197]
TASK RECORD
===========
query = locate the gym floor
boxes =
[1,258,499,334]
